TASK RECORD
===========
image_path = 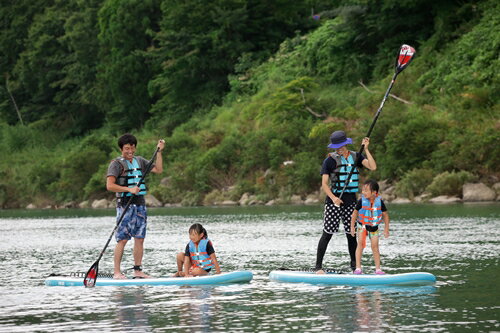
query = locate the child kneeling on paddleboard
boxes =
[350,180,390,275]
[174,223,221,277]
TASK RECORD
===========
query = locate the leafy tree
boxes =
[377,108,448,179]
[97,0,161,131]
[6,0,103,135]
[0,0,53,124]
[58,0,104,133]
[148,0,322,132]
[10,2,67,125]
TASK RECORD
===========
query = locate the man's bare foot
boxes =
[315,269,325,275]
[114,273,127,279]
[134,271,151,278]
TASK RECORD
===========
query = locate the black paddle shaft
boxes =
[336,72,398,202]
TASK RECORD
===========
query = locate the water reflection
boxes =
[0,204,498,332]
[317,285,437,332]
[112,288,151,332]
[353,290,385,331]
[110,286,221,332]
[177,287,214,332]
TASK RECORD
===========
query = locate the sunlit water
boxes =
[0,204,498,332]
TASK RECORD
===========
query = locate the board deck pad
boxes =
[46,271,253,287]
[269,270,436,286]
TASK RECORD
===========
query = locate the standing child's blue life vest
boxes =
[358,195,383,227]
[115,157,147,197]
[189,239,214,270]
[329,151,360,194]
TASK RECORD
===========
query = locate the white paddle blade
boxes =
[396,44,416,73]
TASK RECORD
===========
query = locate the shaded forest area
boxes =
[0,0,498,208]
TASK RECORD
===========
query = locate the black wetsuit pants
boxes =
[315,231,357,270]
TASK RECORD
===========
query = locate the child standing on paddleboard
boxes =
[174,223,221,277]
[350,180,390,274]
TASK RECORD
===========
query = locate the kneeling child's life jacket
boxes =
[189,239,214,270]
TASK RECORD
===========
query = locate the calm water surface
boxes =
[0,204,499,332]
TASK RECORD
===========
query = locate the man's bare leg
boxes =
[114,240,128,279]
[133,238,150,278]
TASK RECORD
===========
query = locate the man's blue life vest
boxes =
[329,151,359,194]
[189,239,214,270]
[114,157,147,197]
[358,195,383,227]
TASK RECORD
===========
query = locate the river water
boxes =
[0,204,498,332]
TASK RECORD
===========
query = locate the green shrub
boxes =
[395,168,435,199]
[26,158,61,197]
[199,134,242,172]
[268,139,293,170]
[84,163,110,199]
[48,134,113,202]
[0,124,36,152]
[377,108,447,179]
[164,129,198,161]
[181,191,202,207]
[234,180,255,196]
[203,189,226,206]
[302,18,370,84]
[428,123,500,176]
[284,152,321,195]
[418,1,500,101]
[151,184,181,204]
[425,171,477,197]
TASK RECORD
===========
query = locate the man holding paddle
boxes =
[106,134,165,279]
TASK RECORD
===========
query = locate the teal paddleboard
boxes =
[269,270,436,286]
[46,271,253,287]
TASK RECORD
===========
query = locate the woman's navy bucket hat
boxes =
[327,131,352,149]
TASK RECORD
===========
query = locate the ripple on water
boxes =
[0,204,499,332]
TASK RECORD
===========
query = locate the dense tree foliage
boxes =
[97,0,160,131]
[0,0,498,208]
[147,0,324,132]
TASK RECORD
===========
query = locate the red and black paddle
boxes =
[83,147,160,287]
[335,44,416,205]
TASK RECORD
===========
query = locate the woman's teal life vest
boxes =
[189,239,214,270]
[358,195,383,227]
[114,157,147,197]
[329,151,359,194]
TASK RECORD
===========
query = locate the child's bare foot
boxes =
[113,273,127,279]
[171,271,185,277]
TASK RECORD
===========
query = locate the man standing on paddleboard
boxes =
[106,134,165,279]
[315,131,376,274]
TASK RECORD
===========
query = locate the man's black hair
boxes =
[364,179,379,193]
[118,133,137,149]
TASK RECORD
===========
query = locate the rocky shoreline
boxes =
[23,181,500,210]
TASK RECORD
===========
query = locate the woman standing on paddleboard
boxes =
[315,131,376,273]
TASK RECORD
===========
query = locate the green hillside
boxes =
[0,0,498,208]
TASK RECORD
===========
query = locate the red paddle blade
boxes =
[395,44,416,74]
[84,262,99,288]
